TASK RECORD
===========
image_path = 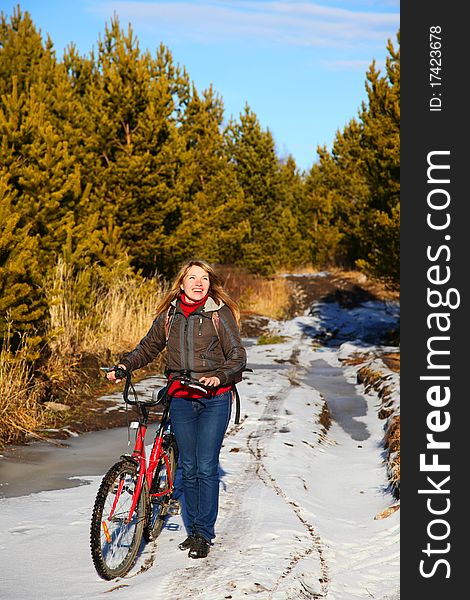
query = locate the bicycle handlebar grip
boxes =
[114,366,129,380]
[100,365,130,380]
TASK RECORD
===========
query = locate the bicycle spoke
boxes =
[90,460,147,579]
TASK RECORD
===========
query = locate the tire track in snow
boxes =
[245,348,329,599]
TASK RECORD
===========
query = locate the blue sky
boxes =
[2,1,399,172]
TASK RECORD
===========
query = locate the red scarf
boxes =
[180,293,208,318]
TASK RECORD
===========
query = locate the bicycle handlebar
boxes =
[171,373,212,395]
[101,366,213,407]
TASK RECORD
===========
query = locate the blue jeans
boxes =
[170,391,232,543]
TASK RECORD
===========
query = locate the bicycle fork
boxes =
[105,424,152,529]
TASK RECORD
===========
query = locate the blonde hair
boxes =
[155,260,241,325]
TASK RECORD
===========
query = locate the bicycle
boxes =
[89,366,211,580]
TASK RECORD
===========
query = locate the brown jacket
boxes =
[120,296,247,386]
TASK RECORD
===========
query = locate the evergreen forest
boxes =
[0,6,400,361]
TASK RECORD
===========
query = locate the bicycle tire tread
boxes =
[90,460,147,580]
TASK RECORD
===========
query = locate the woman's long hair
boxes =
[155,260,241,325]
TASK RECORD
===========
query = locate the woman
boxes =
[106,260,247,559]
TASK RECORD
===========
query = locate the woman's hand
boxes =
[199,375,220,387]
[106,364,127,383]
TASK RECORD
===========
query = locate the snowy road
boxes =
[0,303,400,600]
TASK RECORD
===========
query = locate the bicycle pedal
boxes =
[166,499,181,516]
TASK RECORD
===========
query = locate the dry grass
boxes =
[319,402,332,433]
[278,264,318,275]
[80,279,167,357]
[46,260,167,372]
[384,414,400,499]
[41,262,169,413]
[220,267,292,320]
[0,263,168,448]
[0,340,46,447]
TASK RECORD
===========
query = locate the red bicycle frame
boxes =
[107,400,174,525]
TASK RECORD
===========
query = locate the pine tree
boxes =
[0,8,106,274]
[161,85,248,273]
[278,156,311,268]
[71,17,192,276]
[0,171,46,353]
[305,119,370,267]
[356,33,400,287]
[304,32,400,288]
[360,35,400,214]
[0,6,49,97]
[225,105,290,274]
[0,76,82,268]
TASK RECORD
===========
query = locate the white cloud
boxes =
[321,58,374,70]
[89,1,399,49]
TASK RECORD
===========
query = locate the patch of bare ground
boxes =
[30,359,164,443]
[284,269,399,317]
[239,313,271,338]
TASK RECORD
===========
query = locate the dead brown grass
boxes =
[381,353,400,372]
[220,267,291,320]
[0,264,169,449]
[319,402,332,433]
[0,341,46,447]
[46,261,167,373]
[384,414,400,499]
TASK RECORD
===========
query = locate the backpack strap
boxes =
[211,311,221,339]
[164,307,176,342]
[211,310,241,425]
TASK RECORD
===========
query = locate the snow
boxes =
[0,297,400,600]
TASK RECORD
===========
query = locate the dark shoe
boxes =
[188,534,210,559]
[178,534,196,551]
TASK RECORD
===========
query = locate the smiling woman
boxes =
[105,259,247,558]
[181,264,211,302]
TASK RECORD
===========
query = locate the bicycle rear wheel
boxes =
[144,438,178,541]
[90,459,148,580]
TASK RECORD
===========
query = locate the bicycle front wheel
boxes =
[144,439,178,541]
[90,459,148,580]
